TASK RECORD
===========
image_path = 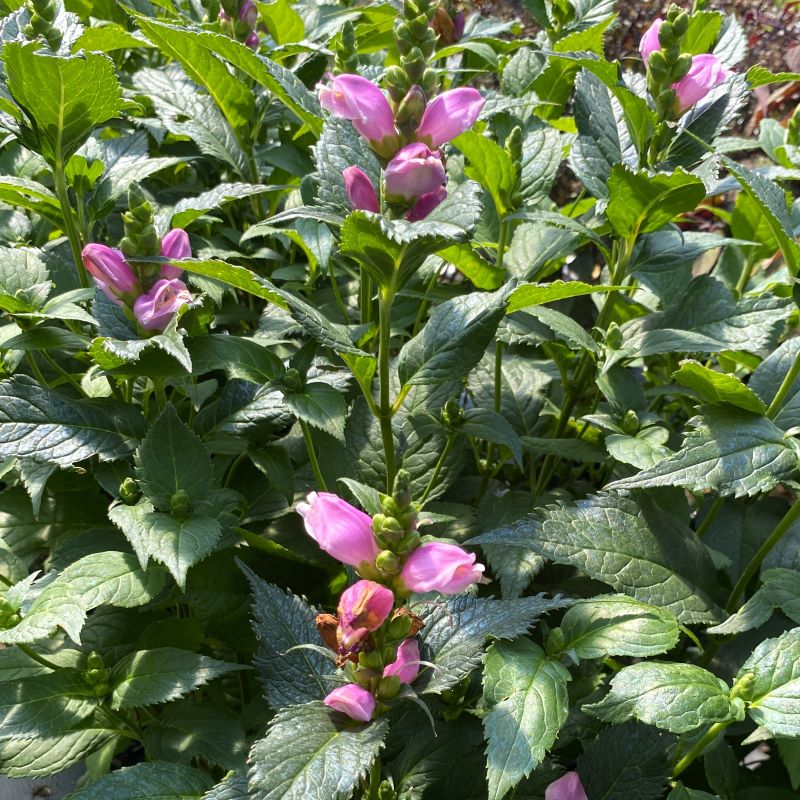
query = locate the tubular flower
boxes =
[406,186,447,222]
[673,54,732,111]
[384,143,445,204]
[343,166,380,213]
[133,278,192,331]
[400,541,484,594]
[545,772,588,800]
[81,243,138,304]
[323,684,376,722]
[159,228,191,280]
[382,637,420,684]
[416,87,484,148]
[336,580,394,653]
[639,18,663,62]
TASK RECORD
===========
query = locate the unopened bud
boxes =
[93,682,111,697]
[119,477,140,505]
[87,651,104,669]
[376,549,401,575]
[605,321,623,350]
[657,21,674,47]
[359,649,384,672]
[395,85,426,127]
[282,368,304,393]
[621,409,640,435]
[170,489,192,520]
[672,52,693,82]
[392,469,413,511]
[377,675,402,700]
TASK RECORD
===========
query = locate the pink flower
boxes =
[244,31,259,49]
[336,580,394,653]
[159,228,191,280]
[384,143,446,204]
[343,166,379,213]
[406,186,447,222]
[133,278,192,331]
[639,18,663,63]
[416,87,484,148]
[545,772,587,800]
[82,243,138,304]
[318,74,399,158]
[297,492,380,570]
[238,0,257,27]
[673,54,732,111]
[383,638,420,684]
[324,684,375,722]
[400,541,484,594]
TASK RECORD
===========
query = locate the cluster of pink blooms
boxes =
[639,18,732,112]
[219,0,259,50]
[297,491,484,722]
[81,230,193,332]
[319,74,484,220]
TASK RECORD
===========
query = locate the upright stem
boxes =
[696,496,725,539]
[367,757,381,800]
[421,433,456,504]
[360,268,373,327]
[300,420,329,491]
[378,290,396,491]
[726,495,800,611]
[17,644,62,671]
[766,348,800,419]
[672,721,731,778]
[734,254,755,298]
[53,159,88,289]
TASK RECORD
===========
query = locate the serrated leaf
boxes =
[750,338,800,432]
[607,407,798,499]
[736,627,800,737]
[417,594,570,694]
[673,360,767,414]
[3,42,121,164]
[462,407,523,466]
[471,493,722,624]
[605,430,673,470]
[0,726,113,778]
[111,647,246,710]
[241,563,334,708]
[519,122,562,207]
[452,130,516,218]
[578,721,674,800]
[283,383,347,442]
[551,595,681,660]
[606,165,706,240]
[188,334,283,383]
[483,639,570,800]
[508,280,621,313]
[438,244,505,290]
[506,222,581,281]
[584,663,738,733]
[136,405,214,509]
[164,183,275,229]
[746,66,800,88]
[65,760,214,799]
[398,284,511,387]
[203,773,248,800]
[247,701,388,800]
[0,375,145,467]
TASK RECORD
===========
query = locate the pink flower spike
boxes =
[383,638,420,684]
[416,87,484,148]
[400,541,484,594]
[336,580,394,653]
[297,492,380,570]
[318,74,399,158]
[160,228,191,280]
[384,143,446,204]
[343,166,379,213]
[324,684,376,722]
[82,243,138,298]
[545,772,588,800]
[639,18,663,62]
[133,278,192,331]
[406,186,447,222]
[673,54,733,112]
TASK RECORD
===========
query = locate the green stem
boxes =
[360,268,373,328]
[726,495,800,612]
[224,452,248,488]
[0,572,11,588]
[17,644,62,671]
[53,159,88,289]
[39,350,84,394]
[26,352,48,386]
[477,339,504,499]
[595,235,635,332]
[696,496,725,539]
[367,757,381,800]
[300,420,329,491]
[672,721,731,778]
[421,433,456,504]
[766,348,800,419]
[378,289,396,492]
[734,254,755,298]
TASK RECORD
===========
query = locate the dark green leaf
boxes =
[66,761,214,799]
[673,360,767,414]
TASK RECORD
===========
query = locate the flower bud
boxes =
[324,684,376,722]
[638,18,663,62]
[406,186,447,222]
[298,492,381,570]
[383,637,420,684]
[343,166,379,213]
[238,0,257,27]
[133,278,193,331]
[377,674,402,700]
[399,541,484,594]
[385,143,445,204]
[672,52,693,82]
[385,611,413,641]
[673,54,732,112]
[93,683,111,698]
[358,648,385,672]
[336,580,394,652]
[376,550,401,575]
[160,228,191,280]
[658,21,675,48]
[244,31,259,49]
[87,652,104,670]
[545,771,588,800]
[647,50,669,81]
[170,489,192,520]
[416,87,484,148]
[81,244,138,303]
[395,84,427,128]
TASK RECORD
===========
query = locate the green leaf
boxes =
[750,338,800,432]
[247,701,388,800]
[682,11,723,54]
[736,627,800,737]
[0,670,97,739]
[0,375,145,467]
[0,177,63,226]
[417,594,570,694]
[397,284,511,387]
[585,663,740,733]
[483,639,570,800]
[508,280,622,313]
[506,222,581,281]
[111,647,246,710]
[452,130,517,218]
[0,245,50,313]
[578,721,674,800]
[746,66,800,88]
[720,155,800,276]
[519,122,562,207]
[462,407,523,466]
[438,244,505,290]
[608,407,799,499]
[606,165,706,239]
[3,42,121,164]
[605,429,673,471]
[136,405,214,510]
[241,563,335,709]
[164,183,276,229]
[549,594,681,660]
[260,0,304,44]
[203,774,248,800]
[283,383,347,442]
[673,360,767,414]
[65,761,214,799]
[667,783,720,800]
[471,493,722,624]
[188,334,284,383]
